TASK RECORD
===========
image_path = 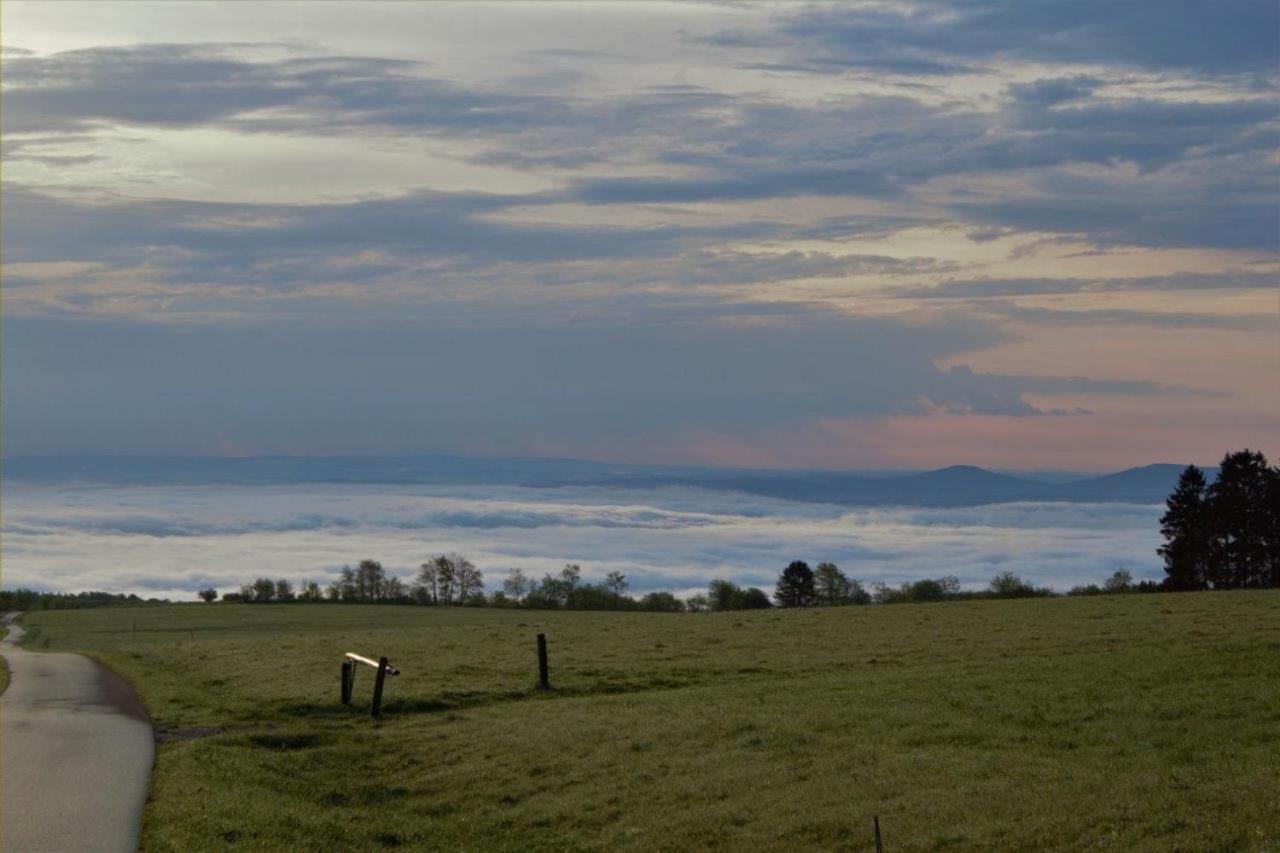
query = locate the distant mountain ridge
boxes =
[3,455,1197,507]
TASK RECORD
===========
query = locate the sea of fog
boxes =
[1,482,1165,600]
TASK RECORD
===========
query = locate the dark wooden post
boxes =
[372,656,389,717]
[874,816,883,853]
[536,633,550,689]
[341,660,352,704]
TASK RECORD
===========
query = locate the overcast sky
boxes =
[3,0,1277,470]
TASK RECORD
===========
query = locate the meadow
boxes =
[16,592,1280,851]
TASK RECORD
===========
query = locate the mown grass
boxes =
[19,592,1280,851]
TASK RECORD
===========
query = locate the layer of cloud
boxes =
[758,1,1280,76]
[4,309,1199,457]
[2,3,1276,463]
[1,482,1165,599]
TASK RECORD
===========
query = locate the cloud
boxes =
[0,44,556,136]
[979,303,1277,332]
[4,304,1195,456]
[764,1,1280,76]
[1,481,1166,599]
[894,270,1280,299]
[1007,76,1103,107]
[3,7,1275,462]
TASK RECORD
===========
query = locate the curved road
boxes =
[1,612,153,852]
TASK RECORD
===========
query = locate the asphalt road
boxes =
[1,613,153,852]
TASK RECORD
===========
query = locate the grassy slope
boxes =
[20,592,1280,852]
[0,626,8,694]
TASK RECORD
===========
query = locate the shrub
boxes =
[639,591,685,612]
[988,571,1040,599]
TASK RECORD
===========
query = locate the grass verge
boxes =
[20,591,1280,851]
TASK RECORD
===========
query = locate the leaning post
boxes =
[537,633,550,690]
[372,656,389,717]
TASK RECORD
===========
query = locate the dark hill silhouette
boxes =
[4,454,1196,507]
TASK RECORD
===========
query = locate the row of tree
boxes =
[220,559,684,611]
[1160,449,1279,590]
[215,557,1160,615]
[0,589,167,612]
[686,566,1134,610]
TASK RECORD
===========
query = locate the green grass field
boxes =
[17,592,1280,851]
[0,626,8,695]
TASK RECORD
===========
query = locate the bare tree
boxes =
[452,554,483,604]
[603,570,628,607]
[414,561,439,604]
[434,555,456,605]
[337,565,357,601]
[561,563,582,587]
[355,559,385,602]
[503,569,530,604]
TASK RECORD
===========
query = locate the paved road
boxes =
[1,612,153,852]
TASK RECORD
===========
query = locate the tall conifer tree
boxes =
[1159,465,1209,590]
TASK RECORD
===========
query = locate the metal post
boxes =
[874,815,883,853]
[537,633,550,689]
[372,656,389,717]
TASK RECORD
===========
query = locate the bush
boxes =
[708,579,773,611]
[987,572,1047,599]
[1103,569,1133,593]
[639,591,685,612]
[907,578,947,602]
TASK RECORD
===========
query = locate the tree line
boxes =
[218,557,684,611]
[1159,449,1279,590]
[0,589,167,612]
[213,557,1160,614]
[683,563,1152,610]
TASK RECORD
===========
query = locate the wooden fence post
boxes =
[537,633,550,689]
[341,660,352,704]
[372,656,389,717]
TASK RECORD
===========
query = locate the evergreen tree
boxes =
[1206,450,1273,588]
[1267,463,1280,587]
[774,560,816,607]
[1159,465,1209,590]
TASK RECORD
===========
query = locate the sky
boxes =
[3,0,1278,471]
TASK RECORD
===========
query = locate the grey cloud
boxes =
[1,184,776,278]
[1008,96,1280,172]
[768,1,1280,76]
[982,303,1277,332]
[895,270,1280,299]
[1008,76,1103,107]
[2,304,1172,456]
[6,39,1275,257]
[1,45,551,136]
[952,186,1278,251]
[924,365,1188,418]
